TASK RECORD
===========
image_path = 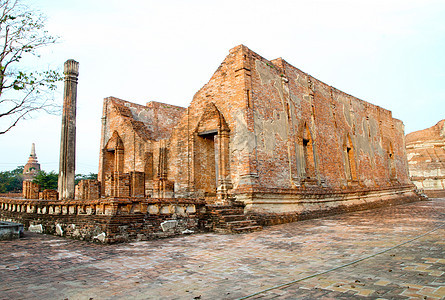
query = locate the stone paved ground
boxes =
[0,198,444,300]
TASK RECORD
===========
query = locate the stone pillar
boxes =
[58,59,79,200]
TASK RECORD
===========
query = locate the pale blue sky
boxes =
[0,0,444,174]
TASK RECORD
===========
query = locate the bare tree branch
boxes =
[0,0,61,135]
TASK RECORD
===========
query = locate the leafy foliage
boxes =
[0,0,62,135]
[75,173,98,185]
[0,165,23,192]
[32,170,58,190]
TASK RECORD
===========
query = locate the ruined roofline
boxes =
[103,96,153,141]
[104,96,185,110]
[193,45,395,120]
[269,57,394,118]
[104,96,148,111]
[231,45,383,112]
[406,119,445,144]
[103,96,186,142]
[146,100,186,110]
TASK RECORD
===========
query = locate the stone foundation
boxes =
[251,195,424,226]
[236,185,424,226]
[237,185,420,213]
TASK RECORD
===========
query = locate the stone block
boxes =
[86,206,94,215]
[148,205,159,214]
[160,205,172,214]
[186,205,196,213]
[175,205,185,216]
[160,220,178,232]
[93,232,106,243]
[28,224,43,233]
[55,224,63,236]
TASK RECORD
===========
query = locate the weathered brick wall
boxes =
[98,97,186,195]
[129,172,145,197]
[40,189,58,200]
[267,57,411,188]
[75,180,100,200]
[406,119,445,192]
[115,173,130,197]
[22,181,40,199]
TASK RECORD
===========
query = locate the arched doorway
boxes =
[387,142,397,181]
[193,103,231,201]
[102,131,124,196]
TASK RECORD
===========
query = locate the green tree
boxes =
[0,165,23,192]
[33,170,57,190]
[75,173,98,185]
[0,0,62,135]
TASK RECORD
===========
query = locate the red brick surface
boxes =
[22,181,39,199]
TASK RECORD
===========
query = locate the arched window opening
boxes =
[388,143,396,180]
[195,131,218,197]
[102,131,125,196]
[302,124,316,179]
[144,152,154,180]
[144,152,154,196]
[104,131,124,177]
[345,134,357,182]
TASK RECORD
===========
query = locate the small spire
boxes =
[23,142,40,181]
[30,143,36,157]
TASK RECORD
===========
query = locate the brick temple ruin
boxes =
[0,45,423,243]
[406,120,445,198]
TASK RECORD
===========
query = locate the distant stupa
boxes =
[23,143,41,181]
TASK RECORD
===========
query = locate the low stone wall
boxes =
[0,197,206,243]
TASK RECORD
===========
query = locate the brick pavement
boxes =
[0,198,444,300]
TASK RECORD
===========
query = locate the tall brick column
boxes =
[58,59,79,200]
